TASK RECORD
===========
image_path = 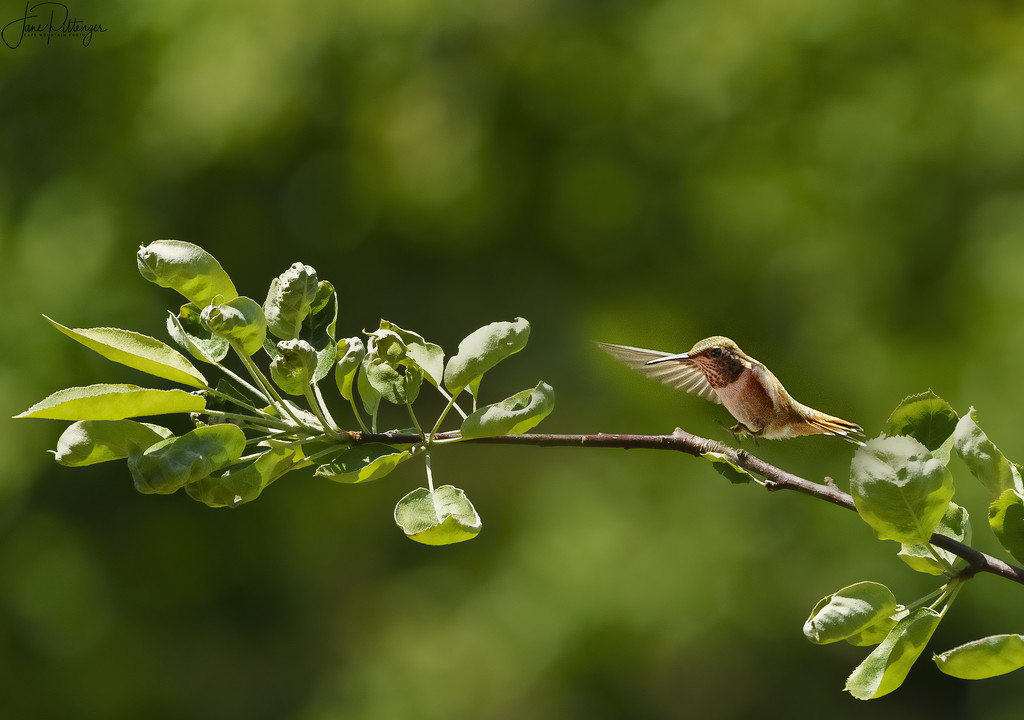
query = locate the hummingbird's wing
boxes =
[597,343,721,404]
[747,360,784,410]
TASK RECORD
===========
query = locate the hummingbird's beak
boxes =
[646,352,690,365]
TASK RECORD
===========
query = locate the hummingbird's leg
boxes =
[718,420,757,446]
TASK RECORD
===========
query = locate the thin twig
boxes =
[351,427,1024,587]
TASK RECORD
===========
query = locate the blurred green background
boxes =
[3,0,1024,717]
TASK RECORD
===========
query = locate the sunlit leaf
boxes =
[884,391,957,464]
[845,608,942,699]
[394,485,482,545]
[988,488,1024,564]
[270,339,317,395]
[850,436,954,544]
[460,381,554,438]
[443,318,530,396]
[167,305,230,363]
[845,614,903,648]
[303,281,338,382]
[804,582,898,645]
[127,424,246,495]
[955,408,1023,496]
[363,355,421,405]
[15,384,205,421]
[377,320,444,387]
[934,634,1024,680]
[53,420,174,466]
[47,316,208,389]
[334,337,366,402]
[315,443,412,483]
[264,262,319,340]
[186,445,303,507]
[201,296,267,356]
[137,240,237,307]
[356,358,381,417]
[898,503,971,575]
[702,451,754,484]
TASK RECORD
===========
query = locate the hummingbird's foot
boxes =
[718,421,758,446]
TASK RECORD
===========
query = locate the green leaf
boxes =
[335,337,366,402]
[47,316,208,389]
[137,240,237,307]
[186,445,303,507]
[850,436,955,544]
[844,615,902,648]
[377,320,444,387]
[356,358,381,418]
[301,281,339,383]
[201,296,267,356]
[884,391,958,464]
[898,502,971,575]
[53,420,174,466]
[443,318,530,396]
[460,381,554,439]
[934,634,1024,680]
[270,339,318,395]
[804,582,898,645]
[15,384,206,421]
[845,608,942,699]
[954,408,1023,496]
[702,451,754,484]
[167,304,230,363]
[127,424,247,495]
[394,485,482,545]
[315,443,412,483]
[264,262,320,340]
[363,355,422,405]
[988,488,1024,564]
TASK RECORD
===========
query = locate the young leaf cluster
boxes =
[803,391,1024,698]
[15,241,555,545]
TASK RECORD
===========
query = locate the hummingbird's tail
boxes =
[797,403,864,444]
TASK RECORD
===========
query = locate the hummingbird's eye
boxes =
[709,347,723,358]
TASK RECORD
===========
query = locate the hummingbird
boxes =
[598,336,863,442]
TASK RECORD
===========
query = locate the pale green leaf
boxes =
[363,355,421,405]
[15,384,205,421]
[934,634,1024,680]
[315,443,412,483]
[201,296,267,356]
[394,485,482,545]
[850,436,955,544]
[884,390,958,464]
[53,420,174,466]
[47,316,207,388]
[264,262,319,340]
[137,240,237,307]
[955,408,1023,496]
[804,582,898,645]
[702,451,754,484]
[377,320,444,387]
[845,614,903,648]
[167,305,229,363]
[443,318,530,396]
[460,381,554,439]
[988,488,1024,564]
[128,424,246,495]
[898,502,971,575]
[845,608,942,699]
[186,445,303,507]
[335,337,366,402]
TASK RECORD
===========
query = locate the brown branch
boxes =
[356,428,1024,587]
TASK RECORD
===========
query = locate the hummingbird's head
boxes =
[680,336,748,388]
